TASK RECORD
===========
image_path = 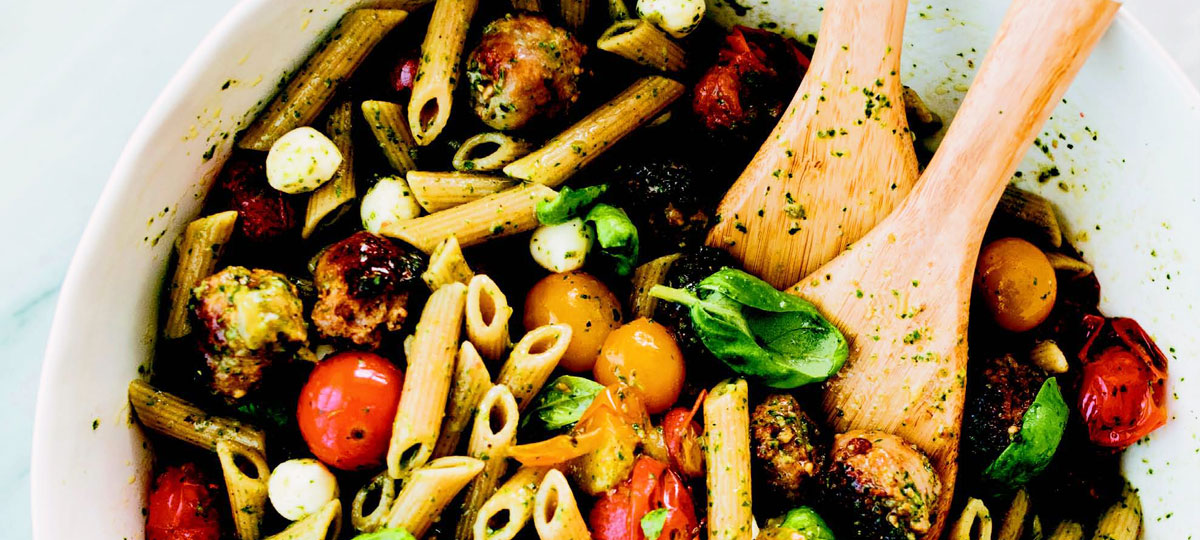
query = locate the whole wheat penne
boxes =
[238,9,408,150]
[948,498,993,540]
[496,324,572,410]
[265,499,342,540]
[629,252,681,318]
[559,0,589,29]
[1047,521,1083,540]
[997,489,1029,540]
[453,132,534,172]
[407,171,519,213]
[383,456,484,536]
[128,380,266,453]
[598,19,686,72]
[217,440,271,540]
[704,379,752,540]
[387,282,468,478]
[303,102,356,239]
[607,0,630,20]
[408,0,480,145]
[422,236,475,291]
[351,471,402,533]
[163,211,238,338]
[362,100,419,174]
[465,274,513,361]
[380,183,557,253]
[432,342,492,458]
[455,385,520,540]
[473,466,551,540]
[1092,483,1142,540]
[533,469,591,540]
[504,76,685,187]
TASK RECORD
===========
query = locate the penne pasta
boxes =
[503,76,685,187]
[997,489,1029,540]
[598,19,687,72]
[473,466,551,540]
[703,378,753,540]
[238,9,408,150]
[533,469,591,540]
[433,341,493,458]
[163,211,238,338]
[265,499,342,540]
[351,471,403,533]
[406,171,519,213]
[422,236,475,292]
[387,282,468,478]
[1047,521,1083,540]
[303,102,356,239]
[380,183,557,253]
[629,252,681,318]
[607,0,630,20]
[465,274,513,361]
[128,379,266,453]
[408,0,480,145]
[454,385,521,540]
[496,324,573,410]
[217,440,271,540]
[383,456,484,537]
[453,132,534,172]
[559,0,589,29]
[362,100,419,174]
[948,498,993,540]
[1092,482,1142,540]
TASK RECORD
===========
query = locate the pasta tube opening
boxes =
[217,440,271,540]
[497,323,573,410]
[466,274,513,360]
[351,472,403,533]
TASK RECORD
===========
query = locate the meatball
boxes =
[465,14,586,130]
[751,394,826,501]
[962,353,1047,474]
[653,246,739,366]
[692,26,807,141]
[215,156,298,243]
[311,232,424,348]
[608,158,721,253]
[819,430,941,540]
[192,266,308,398]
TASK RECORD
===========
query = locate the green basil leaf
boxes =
[526,375,605,431]
[235,402,291,430]
[776,506,835,540]
[640,508,670,540]
[982,377,1069,491]
[697,267,814,313]
[351,528,417,540]
[537,185,607,225]
[585,204,639,276]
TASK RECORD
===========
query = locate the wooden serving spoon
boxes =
[706,0,920,289]
[787,0,1120,536]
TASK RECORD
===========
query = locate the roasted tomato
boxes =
[661,393,705,478]
[390,52,420,94]
[692,26,808,139]
[594,318,686,414]
[145,464,222,540]
[525,271,624,372]
[298,352,404,470]
[214,156,298,244]
[1077,315,1168,448]
[589,456,700,540]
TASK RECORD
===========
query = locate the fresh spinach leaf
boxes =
[585,204,639,276]
[983,377,1069,491]
[537,185,607,225]
[775,506,836,540]
[640,508,670,540]
[351,528,417,540]
[525,375,605,431]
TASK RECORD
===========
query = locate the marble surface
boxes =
[0,1,1196,539]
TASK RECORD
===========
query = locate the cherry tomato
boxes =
[975,237,1057,332]
[1077,315,1168,448]
[145,464,222,540]
[298,352,404,470]
[589,456,700,540]
[525,272,623,372]
[661,392,705,478]
[595,318,685,413]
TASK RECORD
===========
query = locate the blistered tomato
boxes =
[524,272,623,372]
[594,318,685,413]
[145,464,222,540]
[298,352,404,470]
[1078,315,1168,448]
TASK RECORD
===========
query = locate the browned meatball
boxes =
[312,232,424,348]
[751,393,826,501]
[962,353,1047,474]
[465,14,585,130]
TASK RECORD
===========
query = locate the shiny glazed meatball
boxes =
[311,232,424,348]
[609,158,720,253]
[751,393,826,501]
[819,430,941,540]
[962,353,1047,473]
[192,266,308,398]
[465,14,585,130]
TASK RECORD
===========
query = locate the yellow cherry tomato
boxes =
[975,237,1058,332]
[594,318,685,413]
[524,272,623,372]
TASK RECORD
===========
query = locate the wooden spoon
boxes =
[706,0,920,289]
[787,0,1119,536]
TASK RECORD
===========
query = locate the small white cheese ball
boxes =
[637,0,706,38]
[266,127,343,194]
[267,458,339,521]
[530,218,593,273]
[361,176,422,234]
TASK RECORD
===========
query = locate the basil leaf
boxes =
[640,508,670,540]
[585,204,639,276]
[526,375,605,431]
[351,528,417,540]
[697,267,815,313]
[537,185,607,225]
[235,402,291,430]
[982,377,1069,491]
[775,506,835,540]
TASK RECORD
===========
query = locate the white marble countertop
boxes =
[1,1,1196,538]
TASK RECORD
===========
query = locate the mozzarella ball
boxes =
[361,176,422,234]
[637,0,706,38]
[265,127,343,194]
[530,218,593,273]
[267,458,339,521]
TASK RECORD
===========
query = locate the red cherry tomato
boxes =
[298,352,404,470]
[145,464,222,540]
[661,391,705,478]
[590,456,700,540]
[1077,315,1169,448]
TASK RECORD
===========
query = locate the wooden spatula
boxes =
[787,0,1120,535]
[706,0,920,289]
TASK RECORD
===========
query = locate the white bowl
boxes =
[32,0,1200,538]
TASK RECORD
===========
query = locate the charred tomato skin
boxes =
[215,156,298,244]
[145,463,223,540]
